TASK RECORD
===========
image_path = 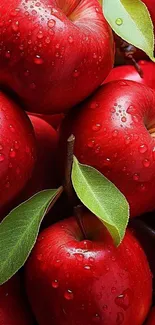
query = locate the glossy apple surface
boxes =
[25,213,152,325]
[0,275,34,325]
[59,80,155,217]
[0,0,114,114]
[104,61,155,90]
[0,92,36,218]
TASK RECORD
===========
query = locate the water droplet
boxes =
[73,69,80,78]
[133,173,139,181]
[90,102,99,109]
[102,305,108,311]
[45,36,51,44]
[132,115,139,123]
[92,123,101,132]
[32,9,37,15]
[112,130,118,137]
[111,287,116,293]
[16,167,20,175]
[115,288,132,311]
[125,136,131,145]
[88,139,95,148]
[0,153,4,162]
[35,2,41,7]
[84,265,91,270]
[89,257,95,263]
[12,21,19,32]
[127,105,135,114]
[48,19,55,29]
[9,163,12,168]
[10,149,16,158]
[143,158,150,167]
[139,144,148,154]
[34,54,44,65]
[30,82,36,90]
[9,125,15,132]
[121,116,126,123]
[5,181,10,188]
[68,36,74,43]
[139,183,146,191]
[0,144,3,150]
[93,52,97,59]
[52,280,59,289]
[64,289,74,300]
[92,313,101,322]
[24,69,30,77]
[5,50,11,59]
[115,18,123,26]
[37,31,43,39]
[74,253,84,261]
[111,107,116,113]
[116,312,124,325]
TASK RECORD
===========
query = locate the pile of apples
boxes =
[1,0,155,324]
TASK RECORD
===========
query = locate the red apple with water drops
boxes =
[0,92,36,219]
[25,212,152,325]
[0,0,114,114]
[104,61,155,90]
[59,80,155,217]
[0,275,34,325]
[17,114,58,203]
[145,307,155,325]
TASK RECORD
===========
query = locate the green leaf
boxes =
[103,0,155,61]
[72,156,129,246]
[0,187,63,285]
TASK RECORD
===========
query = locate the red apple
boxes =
[25,212,152,325]
[104,61,155,90]
[0,92,36,219]
[145,307,155,325]
[59,80,155,217]
[17,114,58,203]
[0,275,34,325]
[0,0,114,114]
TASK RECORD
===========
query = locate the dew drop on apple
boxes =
[68,36,74,44]
[30,82,36,90]
[73,69,80,78]
[115,18,123,26]
[121,116,126,123]
[5,50,11,59]
[16,167,20,175]
[116,312,124,325]
[74,253,84,261]
[84,265,91,270]
[102,305,108,311]
[133,173,139,181]
[87,139,95,148]
[112,130,118,137]
[0,144,3,151]
[92,123,101,132]
[12,21,19,32]
[48,19,56,29]
[52,280,59,289]
[115,288,132,310]
[45,37,51,44]
[37,254,43,261]
[127,105,135,114]
[143,158,150,168]
[10,149,16,158]
[0,153,4,162]
[5,181,10,188]
[139,144,148,154]
[34,54,44,65]
[111,287,116,293]
[92,313,101,323]
[64,289,74,300]
[37,31,43,39]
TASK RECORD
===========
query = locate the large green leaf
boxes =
[103,0,155,60]
[72,157,129,246]
[0,187,63,285]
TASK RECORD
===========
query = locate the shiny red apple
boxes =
[0,91,36,219]
[25,212,152,325]
[104,61,155,90]
[59,80,155,217]
[0,0,114,114]
[0,275,34,325]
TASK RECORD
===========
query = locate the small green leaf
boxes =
[103,0,155,61]
[0,187,63,285]
[72,157,129,246]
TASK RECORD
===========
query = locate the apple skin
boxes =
[59,80,155,218]
[0,0,114,114]
[0,275,34,325]
[29,113,64,130]
[104,61,155,90]
[25,212,152,325]
[16,114,58,203]
[0,92,36,219]
[145,307,155,325]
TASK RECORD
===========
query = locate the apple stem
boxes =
[64,134,77,205]
[119,40,143,78]
[74,205,87,240]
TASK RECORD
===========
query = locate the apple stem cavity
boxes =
[74,205,87,240]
